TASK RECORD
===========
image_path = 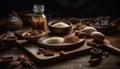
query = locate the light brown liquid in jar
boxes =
[32,17,47,32]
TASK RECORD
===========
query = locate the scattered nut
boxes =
[43,52,54,56]
[11,55,33,69]
[25,30,42,37]
[22,61,32,68]
[41,50,47,54]
[87,41,92,46]
[59,51,65,55]
[41,49,54,54]
[37,48,55,56]
[38,48,45,51]
[11,61,21,68]
[45,49,54,52]
[75,31,87,38]
[17,55,25,61]
[74,30,80,36]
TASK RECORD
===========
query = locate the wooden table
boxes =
[0,17,120,69]
[0,33,120,69]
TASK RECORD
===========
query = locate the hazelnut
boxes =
[59,51,65,55]
[41,50,46,54]
[87,41,92,46]
[29,30,42,36]
[17,55,25,61]
[17,55,29,61]
[37,48,55,56]
[45,49,54,52]
[42,49,54,54]
[23,61,32,66]
[12,61,21,68]
[77,32,87,38]
[75,30,81,36]
[11,54,33,69]
[25,32,31,36]
[23,57,29,61]
[43,52,54,56]
[38,48,45,51]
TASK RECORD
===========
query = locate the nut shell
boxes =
[81,27,96,36]
[91,31,105,42]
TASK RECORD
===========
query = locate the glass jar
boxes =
[32,4,47,32]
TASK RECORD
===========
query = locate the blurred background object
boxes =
[0,0,120,17]
[0,0,43,17]
[44,0,120,17]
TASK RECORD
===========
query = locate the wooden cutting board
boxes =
[17,39,109,64]
[15,27,111,64]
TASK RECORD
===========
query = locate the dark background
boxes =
[0,0,120,18]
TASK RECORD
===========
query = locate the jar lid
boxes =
[33,4,44,13]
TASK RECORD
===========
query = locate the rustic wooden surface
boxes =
[0,18,120,69]
[14,26,112,64]
[0,33,120,69]
[0,47,120,69]
[106,34,120,49]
